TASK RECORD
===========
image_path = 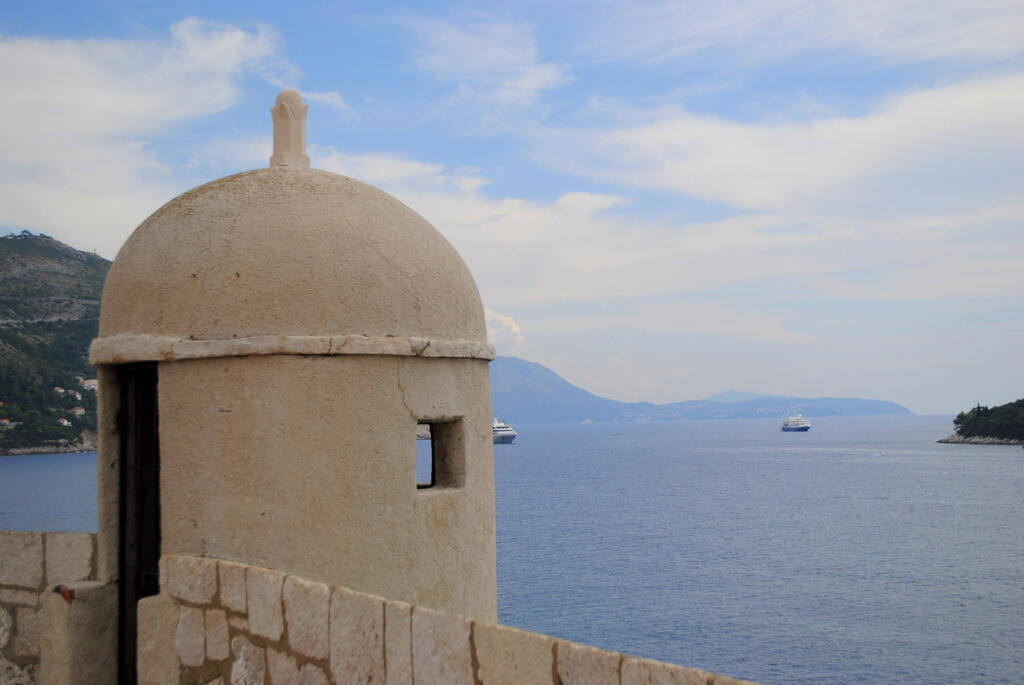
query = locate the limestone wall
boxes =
[0,530,97,683]
[145,554,757,685]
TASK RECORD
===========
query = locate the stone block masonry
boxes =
[0,530,97,683]
[0,536,760,683]
[143,554,759,685]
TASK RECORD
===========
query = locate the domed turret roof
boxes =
[92,93,490,363]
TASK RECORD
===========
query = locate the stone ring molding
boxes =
[89,333,496,365]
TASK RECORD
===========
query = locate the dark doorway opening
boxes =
[117,363,160,684]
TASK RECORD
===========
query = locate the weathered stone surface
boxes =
[137,594,180,685]
[219,560,248,614]
[207,608,230,661]
[176,605,206,667]
[266,647,299,684]
[0,531,44,589]
[12,606,39,658]
[0,656,36,685]
[39,580,118,684]
[299,664,329,685]
[165,555,218,604]
[44,532,94,584]
[621,656,710,685]
[283,574,329,659]
[246,567,285,641]
[411,606,473,685]
[231,635,266,685]
[0,588,38,606]
[474,621,554,684]
[264,651,327,679]
[329,587,385,684]
[0,605,10,648]
[384,600,412,685]
[556,641,620,685]
[229,615,249,632]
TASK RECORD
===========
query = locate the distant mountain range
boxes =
[491,356,911,425]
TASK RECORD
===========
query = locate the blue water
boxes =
[0,450,97,532]
[3,415,1022,683]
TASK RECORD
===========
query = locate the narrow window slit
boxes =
[415,418,465,489]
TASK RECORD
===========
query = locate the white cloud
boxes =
[580,0,1024,67]
[485,309,527,353]
[535,300,810,345]
[402,16,571,114]
[312,147,488,198]
[303,90,355,118]
[294,148,1023,333]
[0,19,294,256]
[537,73,1024,217]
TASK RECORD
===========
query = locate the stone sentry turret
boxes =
[87,90,497,678]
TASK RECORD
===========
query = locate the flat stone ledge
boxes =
[90,333,496,364]
[0,532,44,589]
[44,532,94,585]
[556,640,621,685]
[474,621,555,685]
[411,606,473,685]
[164,555,218,605]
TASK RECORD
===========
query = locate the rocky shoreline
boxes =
[0,431,97,456]
[937,433,1024,445]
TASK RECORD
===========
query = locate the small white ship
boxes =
[492,418,517,444]
[781,414,811,432]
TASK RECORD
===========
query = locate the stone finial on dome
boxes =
[269,89,310,169]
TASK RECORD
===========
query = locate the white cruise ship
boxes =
[781,414,811,432]
[492,418,517,444]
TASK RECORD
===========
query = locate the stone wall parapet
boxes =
[144,554,758,685]
[0,530,97,682]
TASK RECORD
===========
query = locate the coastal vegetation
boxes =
[952,399,1024,441]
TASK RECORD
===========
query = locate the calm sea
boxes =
[2,415,1022,683]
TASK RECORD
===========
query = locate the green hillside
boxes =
[0,231,110,452]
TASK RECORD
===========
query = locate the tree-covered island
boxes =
[938,398,1024,444]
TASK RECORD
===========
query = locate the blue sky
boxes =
[2,1,1021,413]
